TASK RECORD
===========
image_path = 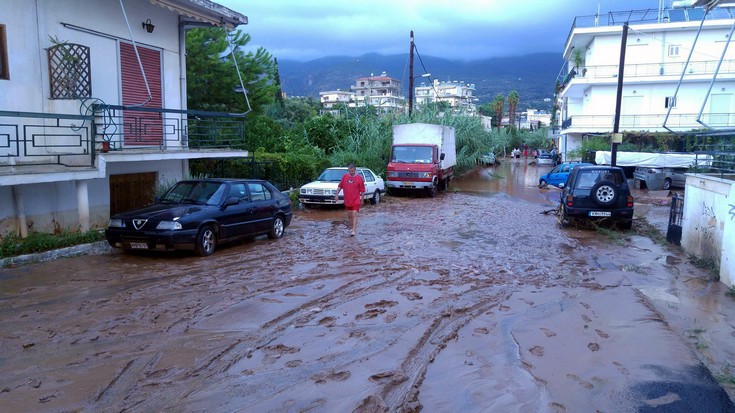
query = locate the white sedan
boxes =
[299,167,385,206]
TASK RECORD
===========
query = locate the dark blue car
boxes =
[538,162,593,188]
[105,179,293,256]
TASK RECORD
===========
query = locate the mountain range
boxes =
[276,52,564,111]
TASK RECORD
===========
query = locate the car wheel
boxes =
[619,218,633,230]
[591,181,618,207]
[371,190,381,205]
[195,226,216,257]
[268,216,285,239]
[663,178,672,190]
[560,205,569,228]
[539,179,547,187]
[427,182,437,198]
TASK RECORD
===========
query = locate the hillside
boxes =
[276,52,564,111]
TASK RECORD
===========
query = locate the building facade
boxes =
[558,6,735,158]
[319,90,356,115]
[0,0,250,237]
[350,72,405,113]
[415,79,477,114]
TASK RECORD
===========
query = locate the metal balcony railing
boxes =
[559,59,735,90]
[0,106,248,169]
[561,113,735,131]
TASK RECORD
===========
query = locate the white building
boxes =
[558,5,735,158]
[0,0,251,237]
[319,90,356,115]
[415,79,477,114]
[350,72,405,113]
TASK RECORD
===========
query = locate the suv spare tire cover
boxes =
[591,180,618,207]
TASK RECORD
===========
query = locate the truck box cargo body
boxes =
[386,123,457,197]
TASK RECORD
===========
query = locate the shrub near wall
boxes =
[189,152,331,190]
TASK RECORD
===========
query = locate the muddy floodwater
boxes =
[2,161,734,412]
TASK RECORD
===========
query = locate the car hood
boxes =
[301,181,339,190]
[112,203,208,220]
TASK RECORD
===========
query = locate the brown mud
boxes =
[1,160,734,412]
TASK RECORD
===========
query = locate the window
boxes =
[668,45,680,57]
[0,24,8,80]
[665,96,677,108]
[248,183,272,201]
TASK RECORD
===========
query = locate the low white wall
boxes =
[682,174,734,287]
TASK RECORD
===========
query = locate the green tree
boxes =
[491,94,505,129]
[507,90,519,128]
[186,27,276,113]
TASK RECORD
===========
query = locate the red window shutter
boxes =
[120,42,163,146]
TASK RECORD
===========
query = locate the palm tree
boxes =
[491,94,504,129]
[507,90,519,129]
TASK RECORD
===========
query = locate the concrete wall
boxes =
[682,174,734,287]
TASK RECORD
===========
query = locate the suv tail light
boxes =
[627,195,634,207]
[566,195,573,207]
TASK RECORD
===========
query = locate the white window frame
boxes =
[668,45,680,57]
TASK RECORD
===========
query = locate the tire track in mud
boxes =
[366,286,515,412]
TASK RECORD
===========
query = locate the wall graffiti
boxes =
[730,203,735,221]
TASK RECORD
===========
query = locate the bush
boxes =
[0,230,106,259]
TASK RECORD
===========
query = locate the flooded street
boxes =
[1,161,734,412]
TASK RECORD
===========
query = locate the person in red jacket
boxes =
[335,163,365,236]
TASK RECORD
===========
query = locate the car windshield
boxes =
[161,182,227,206]
[317,169,347,182]
[391,146,433,163]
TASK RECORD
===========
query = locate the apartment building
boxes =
[319,90,356,115]
[557,5,735,157]
[0,0,250,237]
[350,72,405,113]
[415,79,477,114]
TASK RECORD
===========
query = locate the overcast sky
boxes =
[217,0,655,61]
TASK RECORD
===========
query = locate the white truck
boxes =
[386,123,457,197]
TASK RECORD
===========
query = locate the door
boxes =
[109,172,157,215]
[621,96,644,128]
[219,182,257,239]
[709,94,732,126]
[360,169,377,199]
[120,42,163,147]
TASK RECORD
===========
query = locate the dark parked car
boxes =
[105,179,293,256]
[559,166,634,229]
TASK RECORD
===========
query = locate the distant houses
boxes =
[319,71,477,115]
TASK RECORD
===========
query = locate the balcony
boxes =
[560,59,735,94]
[0,106,249,184]
[560,112,735,134]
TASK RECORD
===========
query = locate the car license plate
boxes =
[403,182,413,186]
[589,211,612,217]
[130,242,148,249]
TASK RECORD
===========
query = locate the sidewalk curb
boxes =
[0,241,112,268]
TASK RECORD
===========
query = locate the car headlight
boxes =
[108,218,124,228]
[387,171,399,178]
[156,221,182,230]
[419,172,432,178]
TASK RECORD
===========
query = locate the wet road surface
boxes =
[1,160,734,412]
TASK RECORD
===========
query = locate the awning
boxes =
[150,0,248,29]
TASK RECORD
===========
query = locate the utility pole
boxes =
[408,30,415,117]
[611,22,629,167]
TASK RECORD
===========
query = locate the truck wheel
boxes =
[427,183,437,198]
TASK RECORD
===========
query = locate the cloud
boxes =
[217,0,652,61]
